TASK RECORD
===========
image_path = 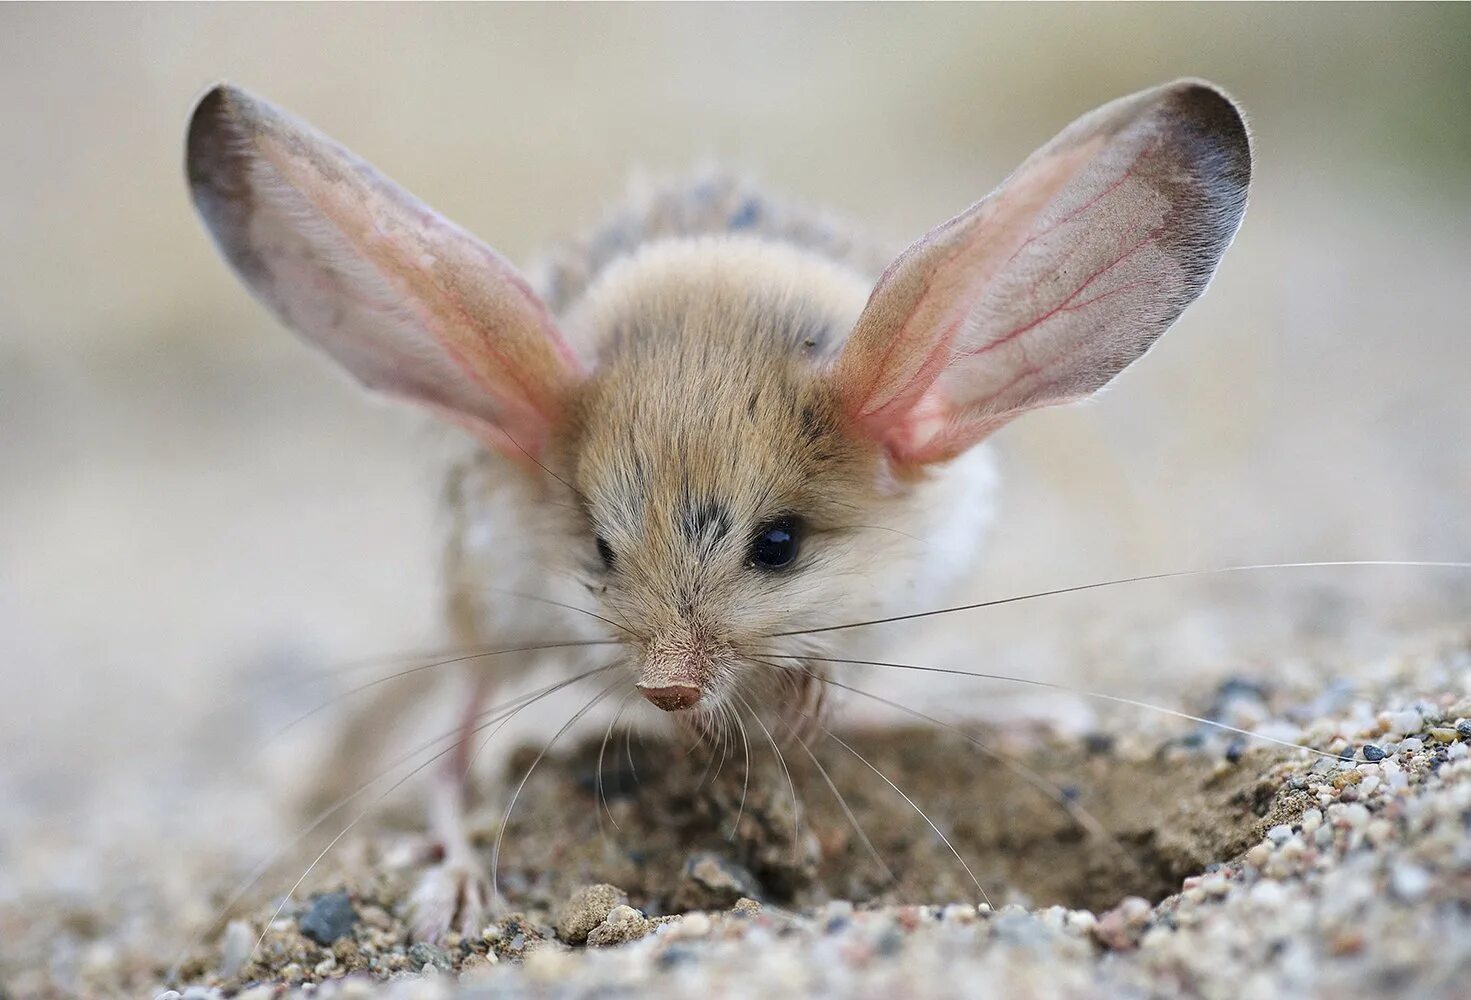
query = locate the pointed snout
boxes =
[638,683,702,712]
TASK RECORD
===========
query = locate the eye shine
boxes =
[748,517,801,569]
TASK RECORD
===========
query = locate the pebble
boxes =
[1390,863,1433,902]
[1266,824,1293,845]
[555,884,627,944]
[1429,727,1458,743]
[1456,719,1471,740]
[675,853,764,910]
[1386,709,1421,735]
[408,942,452,973]
[1361,743,1387,762]
[1400,737,1424,753]
[298,890,358,945]
[216,919,253,977]
[586,904,653,948]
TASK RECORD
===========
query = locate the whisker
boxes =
[817,723,993,908]
[766,560,1471,639]
[624,724,640,787]
[238,665,614,969]
[734,691,803,866]
[597,692,636,837]
[768,700,896,887]
[775,663,1133,868]
[490,678,623,907]
[711,702,734,784]
[759,653,1352,761]
[463,584,642,640]
[730,701,752,841]
[267,638,620,745]
[168,664,616,980]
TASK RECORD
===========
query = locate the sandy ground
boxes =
[4,8,1471,1000]
[5,626,1471,998]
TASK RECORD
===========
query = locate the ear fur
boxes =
[834,80,1252,465]
[186,84,582,460]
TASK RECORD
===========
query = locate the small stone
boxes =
[732,897,762,916]
[1390,863,1433,901]
[941,903,978,924]
[673,852,763,910]
[1065,910,1098,935]
[1430,727,1458,744]
[1300,808,1323,835]
[1401,737,1424,753]
[217,919,254,978]
[1267,824,1293,845]
[1199,873,1230,896]
[1456,719,1471,740]
[677,912,713,937]
[586,905,653,947]
[1449,743,1469,761]
[1361,744,1387,762]
[554,884,627,944]
[298,890,358,945]
[1245,843,1272,869]
[1386,709,1421,736]
[1341,803,1371,828]
[408,941,452,972]
[1250,880,1286,906]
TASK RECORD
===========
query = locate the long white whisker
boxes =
[735,691,802,866]
[774,707,896,886]
[597,691,636,837]
[241,666,613,966]
[268,638,618,744]
[766,560,1471,639]
[790,665,1132,866]
[731,702,752,841]
[817,722,992,908]
[760,653,1351,762]
[467,585,642,640]
[169,668,610,980]
[490,679,623,907]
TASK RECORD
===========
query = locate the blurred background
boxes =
[1,4,1469,979]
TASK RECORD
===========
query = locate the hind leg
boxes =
[409,667,498,941]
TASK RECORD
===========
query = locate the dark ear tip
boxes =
[1161,79,1253,188]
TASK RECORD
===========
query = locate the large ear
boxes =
[834,80,1251,466]
[186,84,583,461]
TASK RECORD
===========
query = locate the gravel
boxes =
[6,630,1471,999]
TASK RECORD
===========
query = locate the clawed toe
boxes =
[409,859,492,942]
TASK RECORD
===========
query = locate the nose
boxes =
[638,684,702,712]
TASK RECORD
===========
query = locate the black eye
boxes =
[748,517,801,570]
[595,536,615,569]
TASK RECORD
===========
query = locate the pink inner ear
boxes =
[836,142,1104,465]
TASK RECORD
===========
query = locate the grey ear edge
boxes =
[1151,79,1254,293]
[185,82,273,287]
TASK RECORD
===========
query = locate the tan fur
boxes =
[444,231,999,711]
[186,80,1249,937]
